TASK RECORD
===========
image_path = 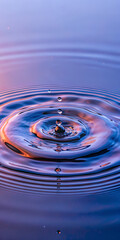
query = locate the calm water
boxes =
[0,1,120,240]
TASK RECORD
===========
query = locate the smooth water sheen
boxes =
[0,1,120,240]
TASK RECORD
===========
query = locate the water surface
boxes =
[0,1,120,240]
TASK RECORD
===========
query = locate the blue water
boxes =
[0,1,120,240]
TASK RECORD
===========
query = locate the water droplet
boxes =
[58,109,62,114]
[48,89,51,93]
[55,168,61,173]
[57,230,61,235]
[42,225,46,229]
[56,120,62,126]
[55,125,65,134]
[57,97,62,102]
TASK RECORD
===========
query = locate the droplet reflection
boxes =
[57,97,62,102]
[58,109,62,114]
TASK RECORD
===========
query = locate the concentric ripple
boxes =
[0,89,120,194]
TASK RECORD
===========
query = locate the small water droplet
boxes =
[48,89,51,93]
[56,120,62,126]
[55,125,65,134]
[57,97,62,102]
[57,230,61,235]
[42,225,46,229]
[58,109,62,114]
[55,168,61,173]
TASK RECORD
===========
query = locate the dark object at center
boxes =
[55,125,65,134]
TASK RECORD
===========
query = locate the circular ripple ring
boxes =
[0,89,120,194]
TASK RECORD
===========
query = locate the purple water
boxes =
[0,1,120,240]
